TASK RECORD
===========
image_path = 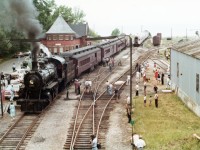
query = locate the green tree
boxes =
[88,28,99,37]
[52,6,86,24]
[111,28,120,36]
[33,0,56,31]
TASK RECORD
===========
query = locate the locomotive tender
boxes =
[17,36,127,112]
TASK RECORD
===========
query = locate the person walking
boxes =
[154,93,159,108]
[90,134,98,150]
[9,102,16,119]
[135,83,139,96]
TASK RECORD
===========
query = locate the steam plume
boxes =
[0,0,43,65]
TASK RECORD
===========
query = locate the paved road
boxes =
[0,57,28,73]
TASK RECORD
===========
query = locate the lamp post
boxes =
[128,35,134,148]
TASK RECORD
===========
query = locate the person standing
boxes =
[12,63,16,72]
[114,87,119,101]
[90,134,98,150]
[74,79,79,95]
[144,81,147,95]
[154,93,159,108]
[127,75,130,85]
[153,85,158,93]
[105,81,110,94]
[9,102,16,119]
[161,72,165,85]
[108,83,113,95]
[136,71,140,83]
[144,95,147,107]
[135,83,139,96]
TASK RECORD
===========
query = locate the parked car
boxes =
[12,52,24,58]
[23,51,31,56]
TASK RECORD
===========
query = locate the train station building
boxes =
[41,16,91,54]
[170,40,200,116]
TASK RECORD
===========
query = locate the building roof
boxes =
[172,39,200,59]
[46,16,76,34]
[69,23,88,38]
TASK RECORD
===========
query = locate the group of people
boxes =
[103,57,115,72]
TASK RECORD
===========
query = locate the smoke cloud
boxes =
[0,0,43,63]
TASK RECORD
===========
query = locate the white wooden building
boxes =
[171,40,200,116]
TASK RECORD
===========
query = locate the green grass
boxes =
[132,93,200,150]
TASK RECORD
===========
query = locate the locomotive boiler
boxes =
[17,45,68,112]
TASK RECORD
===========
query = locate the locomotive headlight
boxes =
[29,80,34,85]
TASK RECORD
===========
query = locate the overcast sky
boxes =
[54,0,200,37]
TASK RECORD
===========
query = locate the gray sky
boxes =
[55,0,200,37]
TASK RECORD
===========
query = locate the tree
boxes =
[111,28,120,36]
[52,6,86,24]
[88,28,99,37]
[33,0,56,31]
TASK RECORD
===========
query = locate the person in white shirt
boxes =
[135,83,139,96]
[135,137,146,150]
[90,134,98,150]
[127,75,131,85]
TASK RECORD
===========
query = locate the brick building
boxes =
[42,16,90,54]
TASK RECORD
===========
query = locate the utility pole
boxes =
[0,79,3,117]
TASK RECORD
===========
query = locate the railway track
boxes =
[0,113,38,150]
[0,94,61,150]
[63,48,156,150]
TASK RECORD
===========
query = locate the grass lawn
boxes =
[132,93,200,150]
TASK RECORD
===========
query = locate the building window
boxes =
[53,35,57,40]
[65,36,69,40]
[177,63,179,77]
[70,36,73,40]
[47,35,52,40]
[59,35,63,40]
[196,73,199,92]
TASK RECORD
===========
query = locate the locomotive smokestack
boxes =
[4,0,43,70]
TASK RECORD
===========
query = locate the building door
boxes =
[54,47,57,54]
[60,47,63,53]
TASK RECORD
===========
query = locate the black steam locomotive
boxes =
[17,36,127,112]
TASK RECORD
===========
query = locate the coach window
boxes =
[196,73,199,92]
